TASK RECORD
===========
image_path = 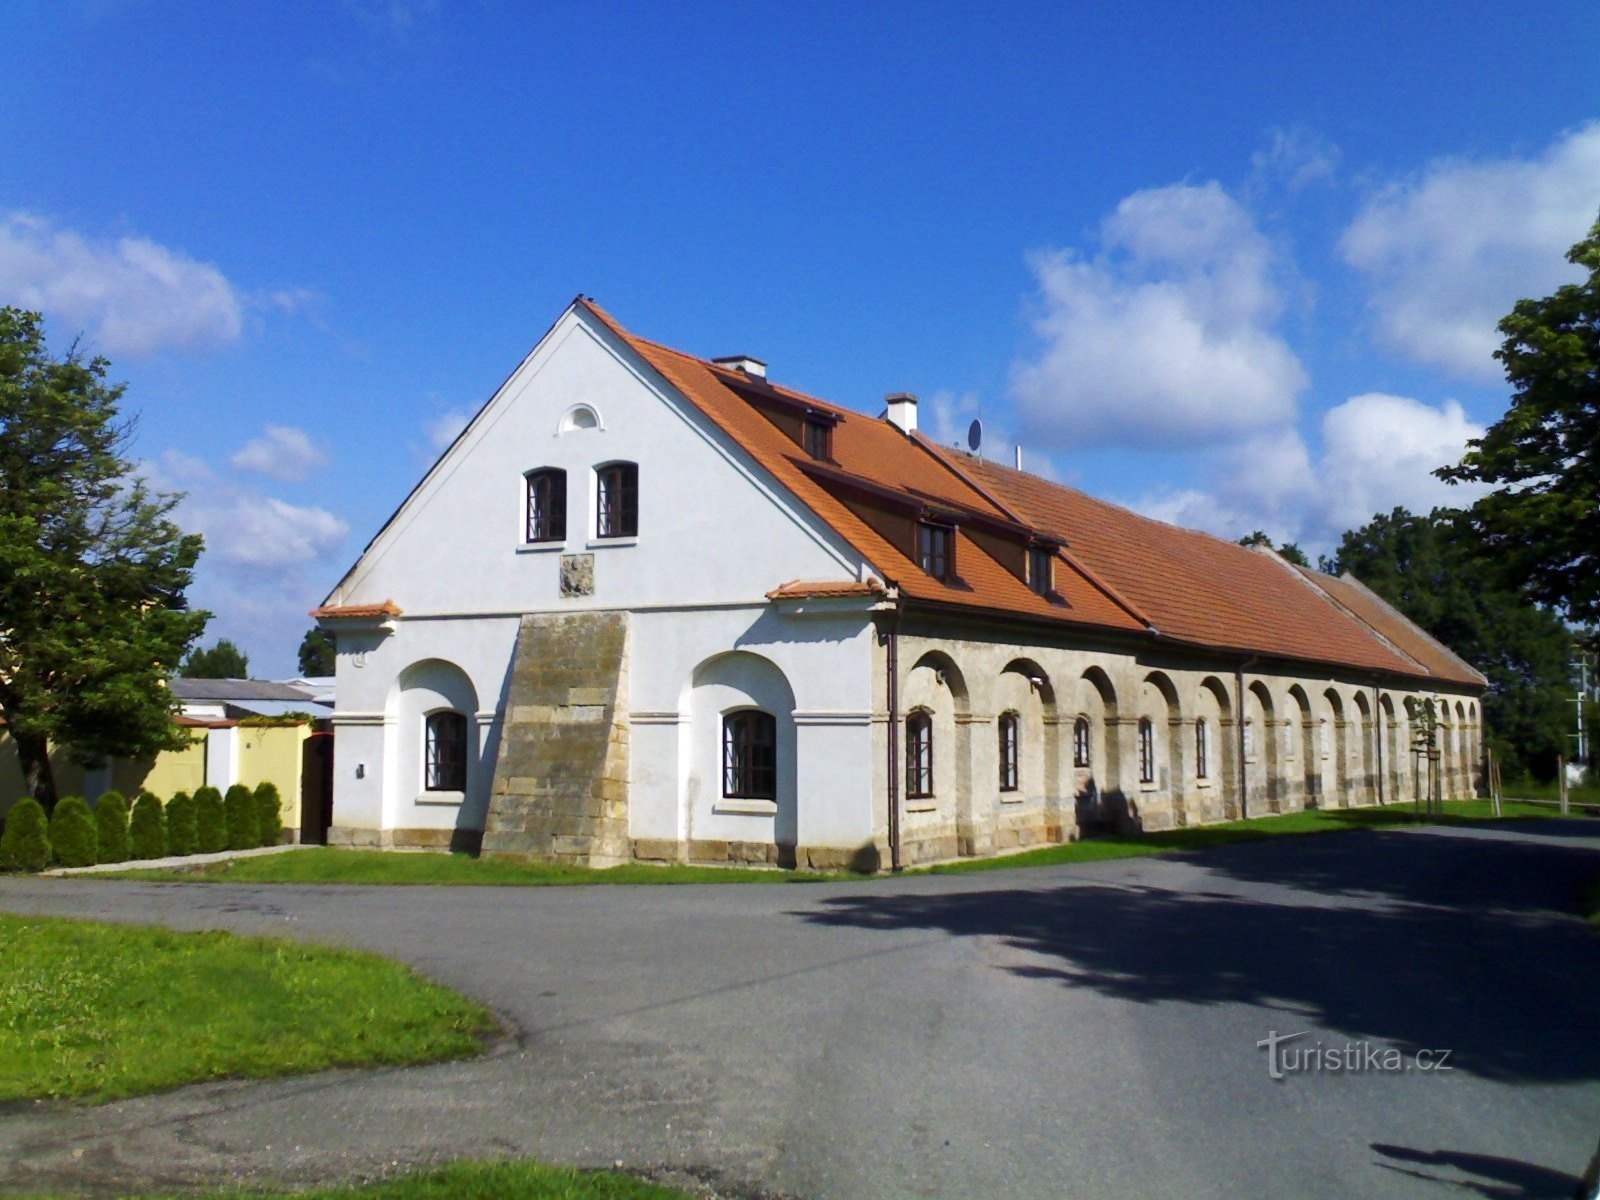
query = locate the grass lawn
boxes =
[0,914,495,1104]
[41,1161,697,1200]
[96,799,1584,887]
[1502,776,1600,807]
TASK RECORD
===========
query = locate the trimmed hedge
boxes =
[94,791,131,865]
[0,799,51,872]
[194,786,226,854]
[129,791,167,860]
[224,784,258,851]
[166,791,197,856]
[49,797,98,868]
[254,782,284,847]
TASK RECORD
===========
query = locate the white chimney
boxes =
[886,392,918,434]
[712,355,767,379]
[1015,445,1023,471]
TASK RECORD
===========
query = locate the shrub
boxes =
[224,784,258,851]
[166,791,197,856]
[0,799,51,872]
[94,791,131,864]
[194,786,226,854]
[129,791,167,860]
[253,782,284,847]
[49,797,97,868]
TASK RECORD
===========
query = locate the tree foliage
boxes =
[0,799,51,872]
[1439,214,1600,629]
[183,638,250,679]
[223,783,258,851]
[194,786,226,854]
[254,781,284,847]
[94,790,131,864]
[49,797,97,867]
[0,309,207,809]
[1329,507,1576,778]
[165,791,197,856]
[129,791,167,860]
[1239,530,1309,566]
[297,627,335,676]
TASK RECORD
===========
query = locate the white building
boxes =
[314,299,1485,869]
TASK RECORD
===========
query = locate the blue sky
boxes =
[3,1,1598,675]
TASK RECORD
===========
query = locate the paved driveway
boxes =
[2,821,1597,1200]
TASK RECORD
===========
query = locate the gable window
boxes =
[596,462,638,538]
[1138,717,1156,785]
[906,709,934,799]
[424,711,468,792]
[803,418,833,461]
[918,522,954,582]
[1073,716,1091,768]
[525,468,567,543]
[1028,545,1054,596]
[1196,718,1210,780]
[722,710,777,799]
[998,711,1020,792]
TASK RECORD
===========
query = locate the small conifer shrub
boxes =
[129,791,167,860]
[194,786,226,854]
[49,797,98,868]
[224,783,258,851]
[166,791,198,856]
[0,799,51,872]
[94,791,131,864]
[253,781,284,847]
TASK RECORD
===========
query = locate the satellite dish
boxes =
[967,419,983,454]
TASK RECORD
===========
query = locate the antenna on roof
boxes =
[967,419,983,457]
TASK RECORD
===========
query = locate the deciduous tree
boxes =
[0,309,207,809]
[183,638,250,679]
[1439,214,1600,629]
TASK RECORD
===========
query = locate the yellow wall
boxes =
[118,730,208,799]
[237,723,309,831]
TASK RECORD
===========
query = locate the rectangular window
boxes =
[804,419,832,460]
[425,712,468,792]
[525,469,567,543]
[597,463,638,538]
[1028,545,1053,596]
[906,712,934,799]
[722,710,777,799]
[918,522,953,582]
[1139,718,1155,785]
[1196,719,1209,780]
[998,713,1019,792]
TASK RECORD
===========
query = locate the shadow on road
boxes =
[1370,1142,1582,1199]
[802,830,1600,1085]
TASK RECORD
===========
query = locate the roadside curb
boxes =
[42,843,313,877]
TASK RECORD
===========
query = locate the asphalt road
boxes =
[2,820,1598,1200]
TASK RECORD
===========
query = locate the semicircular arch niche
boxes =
[681,650,798,851]
[558,403,602,434]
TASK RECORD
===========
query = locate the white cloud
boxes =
[1119,393,1485,556]
[1011,181,1307,450]
[231,425,329,482]
[142,449,350,676]
[1340,122,1600,381]
[0,212,244,355]
[424,406,473,451]
[1250,127,1341,194]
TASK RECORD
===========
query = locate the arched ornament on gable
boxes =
[558,404,603,434]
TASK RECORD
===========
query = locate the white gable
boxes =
[326,305,866,615]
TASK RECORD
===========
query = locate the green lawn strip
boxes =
[0,914,496,1104]
[23,1161,694,1200]
[1500,776,1600,807]
[916,799,1579,875]
[100,850,853,886]
[93,800,1581,887]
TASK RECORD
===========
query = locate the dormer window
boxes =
[918,521,954,582]
[525,468,567,543]
[1028,544,1054,596]
[803,418,833,461]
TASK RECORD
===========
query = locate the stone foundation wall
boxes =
[480,611,631,866]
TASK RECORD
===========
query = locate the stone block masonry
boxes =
[481,612,631,866]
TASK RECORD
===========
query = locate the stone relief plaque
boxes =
[560,553,594,597]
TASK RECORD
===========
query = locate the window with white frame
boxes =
[525,467,567,543]
[596,462,638,538]
[906,709,934,799]
[722,709,776,799]
[424,711,468,792]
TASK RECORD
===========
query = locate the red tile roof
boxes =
[767,579,888,600]
[310,600,402,620]
[582,300,1479,689]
